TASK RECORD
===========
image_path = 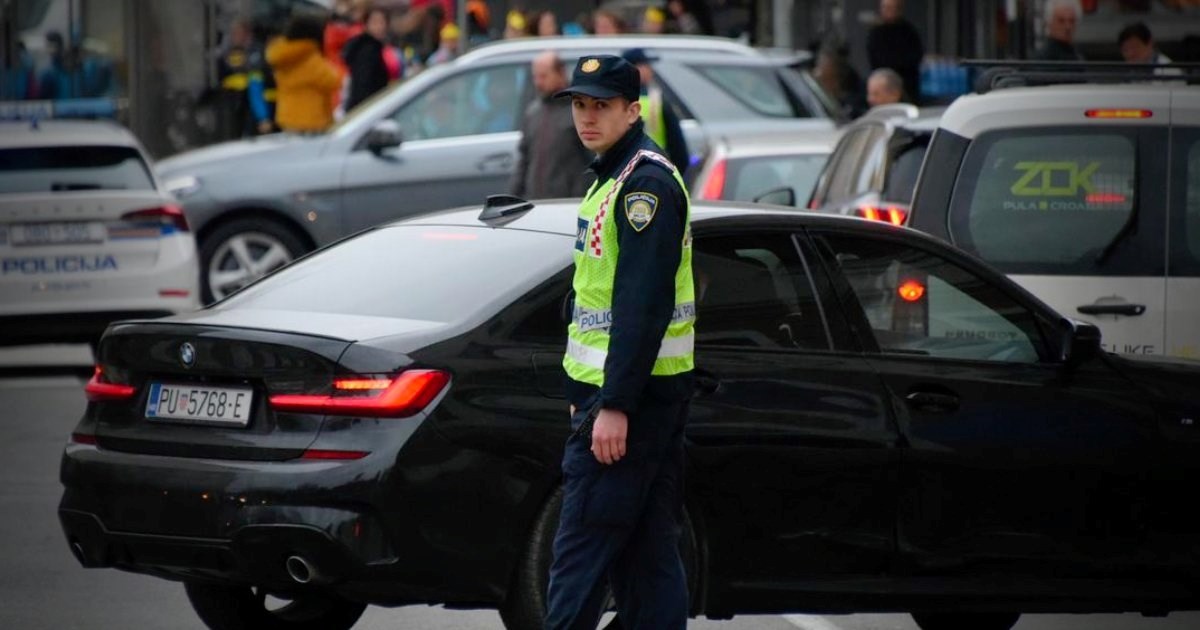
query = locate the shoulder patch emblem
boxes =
[624,192,658,232]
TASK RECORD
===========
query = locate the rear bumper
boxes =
[58,442,396,588]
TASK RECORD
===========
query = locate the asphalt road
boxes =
[2,344,1198,630]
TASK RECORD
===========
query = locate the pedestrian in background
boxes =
[505,10,529,39]
[1035,0,1085,61]
[866,0,923,103]
[814,41,866,119]
[510,51,593,199]
[640,7,667,34]
[217,19,272,138]
[266,13,341,133]
[536,11,561,37]
[323,0,367,111]
[866,68,904,109]
[592,10,625,35]
[545,54,694,630]
[622,48,689,171]
[342,6,391,111]
[666,0,703,35]
[427,22,460,66]
[1119,22,1175,66]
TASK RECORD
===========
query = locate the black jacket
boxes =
[342,33,389,111]
[866,18,924,103]
[1034,38,1084,61]
[566,121,693,414]
[510,96,594,199]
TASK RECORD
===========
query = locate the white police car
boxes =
[0,120,200,347]
[909,64,1200,359]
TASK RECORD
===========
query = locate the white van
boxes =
[909,69,1199,358]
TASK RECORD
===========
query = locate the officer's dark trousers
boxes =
[544,399,689,630]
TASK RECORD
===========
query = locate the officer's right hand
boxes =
[591,408,628,465]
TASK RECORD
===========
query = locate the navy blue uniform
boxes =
[546,120,691,630]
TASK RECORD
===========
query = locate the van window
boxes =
[949,130,1137,275]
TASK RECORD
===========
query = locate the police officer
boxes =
[545,55,694,630]
[620,48,689,171]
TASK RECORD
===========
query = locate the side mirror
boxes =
[1060,319,1102,367]
[365,120,403,154]
[753,186,796,206]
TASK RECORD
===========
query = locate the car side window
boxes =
[948,130,1138,274]
[694,233,830,351]
[391,64,529,141]
[824,127,873,203]
[819,234,1045,363]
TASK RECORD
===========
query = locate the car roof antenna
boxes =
[479,194,535,224]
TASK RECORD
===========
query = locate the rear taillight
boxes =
[856,205,908,226]
[269,369,450,417]
[84,365,135,402]
[70,433,98,445]
[120,204,190,232]
[699,159,727,200]
[300,449,369,460]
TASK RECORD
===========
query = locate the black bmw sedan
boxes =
[60,199,1200,630]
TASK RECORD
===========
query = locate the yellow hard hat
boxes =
[440,22,461,41]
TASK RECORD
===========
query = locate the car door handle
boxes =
[476,153,513,173]
[905,391,959,412]
[1077,303,1146,316]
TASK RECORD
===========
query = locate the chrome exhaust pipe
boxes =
[285,555,317,584]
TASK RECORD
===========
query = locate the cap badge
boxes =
[581,58,601,73]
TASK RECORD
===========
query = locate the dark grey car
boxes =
[157,35,837,302]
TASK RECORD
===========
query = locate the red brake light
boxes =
[856,205,908,226]
[84,365,135,402]
[269,369,450,417]
[120,204,190,232]
[898,280,926,302]
[1085,109,1152,119]
[700,159,727,200]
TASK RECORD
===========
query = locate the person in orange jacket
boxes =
[266,13,341,133]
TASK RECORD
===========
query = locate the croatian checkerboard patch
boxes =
[624,192,658,232]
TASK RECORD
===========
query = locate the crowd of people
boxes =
[215,0,712,140]
[810,0,1185,121]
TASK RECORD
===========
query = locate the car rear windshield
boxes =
[0,146,154,194]
[693,66,801,118]
[949,129,1137,274]
[727,153,827,204]
[217,225,573,323]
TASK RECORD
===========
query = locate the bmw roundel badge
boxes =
[179,342,196,368]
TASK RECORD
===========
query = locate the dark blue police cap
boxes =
[554,55,640,102]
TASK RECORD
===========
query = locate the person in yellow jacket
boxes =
[266,14,341,133]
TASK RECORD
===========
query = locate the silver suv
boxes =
[157,35,837,302]
[909,64,1199,359]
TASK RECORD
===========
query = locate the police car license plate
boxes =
[10,222,106,246]
[145,382,253,427]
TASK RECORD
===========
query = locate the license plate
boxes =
[145,383,254,427]
[10,222,106,246]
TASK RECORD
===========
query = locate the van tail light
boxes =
[699,159,727,200]
[85,365,136,402]
[856,204,908,226]
[269,369,450,417]
[120,204,190,232]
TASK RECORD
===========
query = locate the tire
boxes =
[911,612,1021,630]
[499,487,699,630]
[199,217,309,304]
[184,582,366,630]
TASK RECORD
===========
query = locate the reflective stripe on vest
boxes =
[563,148,694,387]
